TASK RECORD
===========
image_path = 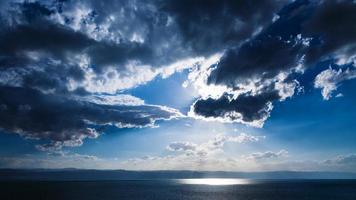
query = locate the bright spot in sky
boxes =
[178,178,252,185]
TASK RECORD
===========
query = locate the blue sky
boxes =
[0,0,355,171]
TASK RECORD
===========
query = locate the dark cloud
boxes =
[56,0,191,68]
[208,0,356,87]
[160,0,286,55]
[207,36,306,86]
[0,1,168,95]
[302,0,356,64]
[0,86,180,150]
[21,1,55,22]
[0,0,188,151]
[190,0,356,125]
[0,17,153,72]
[193,90,280,126]
[87,41,153,72]
[0,0,355,151]
[0,24,91,68]
[206,0,313,86]
[0,0,292,93]
[0,0,202,94]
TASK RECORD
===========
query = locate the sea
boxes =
[0,179,356,200]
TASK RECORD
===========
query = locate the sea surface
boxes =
[0,179,356,200]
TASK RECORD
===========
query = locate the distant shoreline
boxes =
[1,169,356,181]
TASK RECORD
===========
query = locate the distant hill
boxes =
[0,169,355,181]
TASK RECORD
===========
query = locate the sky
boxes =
[0,0,355,172]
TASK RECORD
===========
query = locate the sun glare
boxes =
[178,178,251,185]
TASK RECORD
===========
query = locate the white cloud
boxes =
[4,150,356,172]
[247,150,288,160]
[182,53,227,99]
[67,55,205,94]
[167,133,264,157]
[157,57,205,79]
[166,142,197,152]
[335,93,344,98]
[314,67,356,100]
[74,94,145,106]
[119,133,267,170]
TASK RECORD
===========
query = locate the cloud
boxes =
[0,132,268,170]
[160,0,286,55]
[247,150,288,160]
[0,0,209,94]
[0,0,356,154]
[0,0,198,150]
[166,142,197,152]
[0,0,296,150]
[324,154,356,166]
[189,72,300,127]
[0,86,181,151]
[302,0,356,65]
[167,133,264,157]
[322,154,356,172]
[314,66,356,100]
[5,151,356,172]
[121,133,265,170]
[190,92,276,127]
[76,94,145,106]
[118,151,356,172]
[186,0,356,126]
[0,153,103,169]
[207,36,307,87]
[0,0,288,82]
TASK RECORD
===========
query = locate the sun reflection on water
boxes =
[178,178,252,185]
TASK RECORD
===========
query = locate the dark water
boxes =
[0,179,356,200]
